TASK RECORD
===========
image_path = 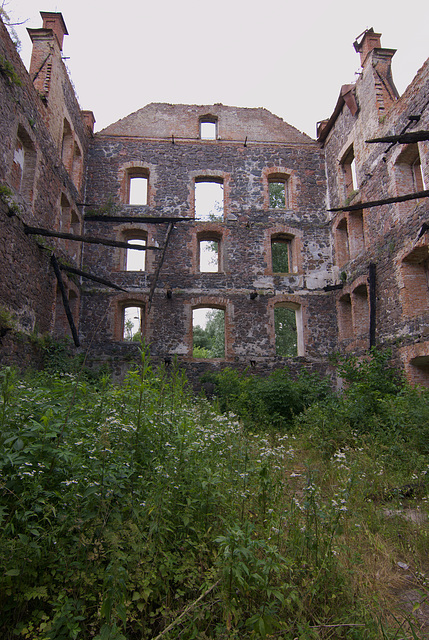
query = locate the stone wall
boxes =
[319,29,429,383]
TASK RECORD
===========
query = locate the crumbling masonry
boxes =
[0,13,428,385]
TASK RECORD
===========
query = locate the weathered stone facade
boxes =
[0,15,427,385]
[319,29,429,385]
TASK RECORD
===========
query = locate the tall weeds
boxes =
[0,347,428,638]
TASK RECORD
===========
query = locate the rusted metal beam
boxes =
[50,254,80,347]
[329,189,429,213]
[147,222,174,313]
[366,130,429,144]
[84,215,193,223]
[24,225,158,251]
[58,262,127,292]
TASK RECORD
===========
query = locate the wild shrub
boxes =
[203,367,332,430]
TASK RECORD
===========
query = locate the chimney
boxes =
[40,12,68,50]
[82,110,96,135]
[353,28,382,66]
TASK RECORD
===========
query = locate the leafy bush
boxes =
[203,367,332,430]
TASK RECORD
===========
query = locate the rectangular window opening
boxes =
[199,240,219,272]
[274,306,297,357]
[126,238,146,271]
[272,239,290,273]
[269,181,286,208]
[123,306,143,341]
[195,180,224,220]
[200,121,217,140]
[129,176,148,205]
[192,308,225,358]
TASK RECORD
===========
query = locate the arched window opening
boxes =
[335,218,350,266]
[195,178,224,220]
[395,144,425,195]
[61,119,73,171]
[409,356,429,387]
[72,141,82,190]
[70,210,81,262]
[70,210,81,236]
[127,169,149,205]
[352,284,369,337]
[192,307,225,358]
[60,193,71,231]
[338,294,352,340]
[274,305,298,357]
[401,250,429,317]
[123,305,144,341]
[271,236,291,273]
[268,174,289,209]
[11,126,36,200]
[348,210,365,258]
[125,237,147,271]
[341,145,358,196]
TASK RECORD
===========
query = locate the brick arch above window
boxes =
[267,294,306,357]
[263,225,303,275]
[113,294,147,341]
[119,163,154,205]
[262,167,296,210]
[189,170,230,220]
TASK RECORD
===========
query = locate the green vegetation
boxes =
[193,309,225,358]
[0,348,428,638]
[271,240,290,273]
[269,182,286,208]
[275,307,297,356]
[0,53,21,86]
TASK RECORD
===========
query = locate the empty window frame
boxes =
[198,234,221,272]
[341,145,358,197]
[195,178,224,220]
[60,193,71,231]
[338,294,352,341]
[274,304,299,357]
[11,126,37,200]
[192,307,225,358]
[127,169,149,205]
[268,175,289,209]
[72,141,83,190]
[199,117,217,140]
[352,284,369,337]
[348,210,365,258]
[61,119,74,171]
[123,305,144,341]
[395,144,425,195]
[125,236,147,271]
[334,218,350,266]
[409,356,429,387]
[400,250,429,317]
[271,236,291,273]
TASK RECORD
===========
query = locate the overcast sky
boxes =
[6,0,429,138]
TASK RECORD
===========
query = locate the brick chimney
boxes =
[353,28,382,66]
[40,12,68,51]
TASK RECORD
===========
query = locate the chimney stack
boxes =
[40,12,68,50]
[353,28,382,66]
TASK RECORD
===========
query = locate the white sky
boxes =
[6,0,429,138]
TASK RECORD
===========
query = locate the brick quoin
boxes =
[0,16,428,386]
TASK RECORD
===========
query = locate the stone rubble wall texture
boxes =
[320,31,429,385]
[0,15,428,385]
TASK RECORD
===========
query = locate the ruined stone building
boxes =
[0,12,428,384]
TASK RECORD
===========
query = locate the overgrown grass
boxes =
[0,348,428,639]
